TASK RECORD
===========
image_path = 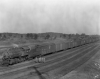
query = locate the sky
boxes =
[0,0,100,34]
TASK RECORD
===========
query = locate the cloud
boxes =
[0,0,100,34]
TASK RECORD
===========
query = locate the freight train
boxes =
[0,37,99,66]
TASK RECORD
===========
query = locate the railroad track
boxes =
[0,43,99,79]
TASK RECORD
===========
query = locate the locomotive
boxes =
[0,37,99,66]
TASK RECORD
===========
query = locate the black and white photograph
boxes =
[0,0,100,79]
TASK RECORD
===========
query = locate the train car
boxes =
[72,42,75,48]
[66,42,70,48]
[53,41,62,51]
[38,43,50,54]
[64,42,69,49]
[78,40,81,46]
[53,40,69,51]
[62,42,67,50]
[55,42,61,51]
[75,42,78,47]
[71,42,74,48]
[49,43,56,53]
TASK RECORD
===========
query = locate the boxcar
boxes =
[70,42,74,48]
[55,43,61,51]
[62,42,66,50]
[49,43,56,53]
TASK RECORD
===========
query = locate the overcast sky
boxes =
[0,0,100,34]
